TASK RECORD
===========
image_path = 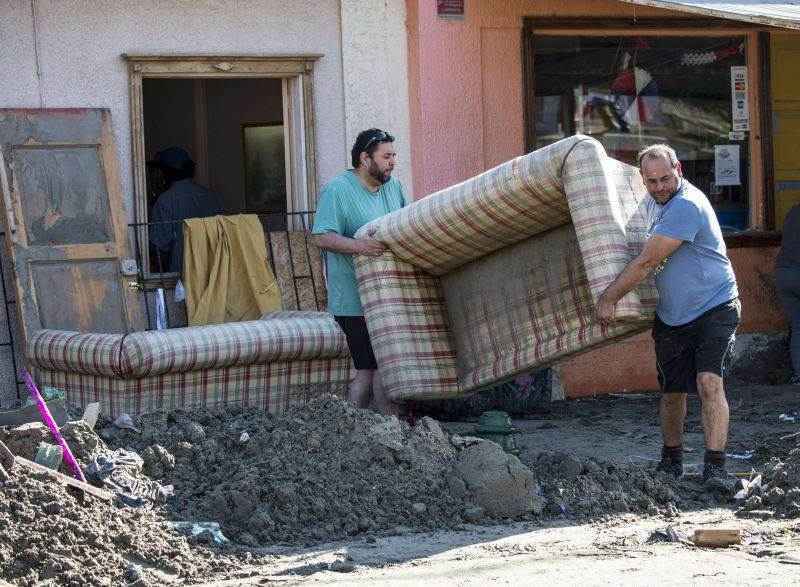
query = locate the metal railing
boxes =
[127,211,321,330]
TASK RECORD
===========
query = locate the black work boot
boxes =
[703,450,736,494]
[656,445,684,479]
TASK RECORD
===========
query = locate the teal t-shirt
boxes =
[312,170,406,316]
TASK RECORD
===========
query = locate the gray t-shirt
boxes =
[648,180,738,326]
[777,204,800,269]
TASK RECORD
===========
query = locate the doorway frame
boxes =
[123,54,322,282]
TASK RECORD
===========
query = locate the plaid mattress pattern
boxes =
[355,252,460,400]
[27,311,352,416]
[441,223,657,391]
[355,135,656,400]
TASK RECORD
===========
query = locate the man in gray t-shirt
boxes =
[596,144,739,489]
[775,204,800,384]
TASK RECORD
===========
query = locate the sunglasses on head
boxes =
[362,131,391,152]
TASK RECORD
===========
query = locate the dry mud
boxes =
[0,395,742,585]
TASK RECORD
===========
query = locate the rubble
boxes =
[0,470,243,586]
[527,451,681,518]
[103,396,471,545]
[739,445,800,518]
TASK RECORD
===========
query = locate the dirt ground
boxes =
[2,384,800,585]
[192,384,800,586]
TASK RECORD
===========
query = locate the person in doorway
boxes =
[775,203,800,385]
[148,147,224,274]
[312,129,407,414]
[595,144,740,487]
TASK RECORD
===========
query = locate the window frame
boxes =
[123,54,321,282]
[522,18,773,241]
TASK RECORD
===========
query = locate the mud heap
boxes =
[0,470,242,586]
[102,396,474,545]
[739,446,800,518]
[528,452,681,518]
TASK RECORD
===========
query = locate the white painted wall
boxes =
[340,0,414,198]
[0,0,415,406]
[0,0,348,219]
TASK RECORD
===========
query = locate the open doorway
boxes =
[142,77,288,272]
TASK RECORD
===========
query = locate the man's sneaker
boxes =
[656,458,683,479]
[702,462,736,493]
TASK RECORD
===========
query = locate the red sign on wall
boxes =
[437,0,465,19]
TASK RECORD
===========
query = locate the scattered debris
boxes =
[113,413,140,433]
[166,521,230,546]
[0,470,249,585]
[739,446,800,518]
[34,442,63,470]
[13,456,113,502]
[21,370,85,482]
[81,402,101,430]
[648,525,690,544]
[85,448,167,508]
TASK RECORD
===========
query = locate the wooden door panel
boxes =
[0,108,144,341]
[14,145,113,246]
[30,260,127,332]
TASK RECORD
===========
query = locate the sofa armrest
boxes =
[355,252,460,401]
[27,330,126,376]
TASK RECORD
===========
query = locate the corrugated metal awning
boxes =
[620,1,800,29]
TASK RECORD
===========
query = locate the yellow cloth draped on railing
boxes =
[183,214,282,325]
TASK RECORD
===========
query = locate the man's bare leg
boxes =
[697,372,729,451]
[660,392,687,447]
[348,369,374,409]
[370,372,404,416]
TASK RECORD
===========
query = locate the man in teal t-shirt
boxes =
[312,129,406,413]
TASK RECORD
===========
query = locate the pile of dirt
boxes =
[527,452,682,518]
[0,469,245,586]
[739,446,800,518]
[102,397,476,545]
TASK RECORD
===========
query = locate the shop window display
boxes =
[532,36,749,232]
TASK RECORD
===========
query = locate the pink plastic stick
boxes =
[21,369,86,482]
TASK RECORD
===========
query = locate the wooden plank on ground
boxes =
[14,456,113,501]
[692,528,742,547]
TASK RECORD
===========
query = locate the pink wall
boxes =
[405,0,671,199]
[562,246,787,397]
[406,1,789,397]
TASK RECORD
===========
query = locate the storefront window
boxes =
[532,35,749,232]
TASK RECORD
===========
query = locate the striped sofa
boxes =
[26,311,351,417]
[355,135,658,402]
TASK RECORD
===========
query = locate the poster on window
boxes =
[730,66,749,131]
[715,144,741,186]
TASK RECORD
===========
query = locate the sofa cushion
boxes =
[28,311,349,378]
[120,312,348,376]
[27,330,126,376]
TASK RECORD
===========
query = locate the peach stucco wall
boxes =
[561,246,787,397]
[405,0,672,199]
[406,0,789,397]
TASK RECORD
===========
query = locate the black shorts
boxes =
[652,298,741,394]
[334,315,378,370]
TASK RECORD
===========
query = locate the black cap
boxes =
[147,147,193,171]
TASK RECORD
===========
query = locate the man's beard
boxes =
[367,159,391,184]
